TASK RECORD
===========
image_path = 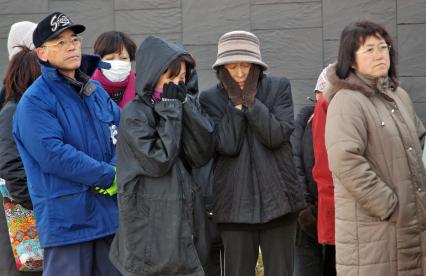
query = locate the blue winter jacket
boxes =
[13,56,120,248]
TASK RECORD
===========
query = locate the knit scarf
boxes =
[92,68,136,109]
[152,87,163,101]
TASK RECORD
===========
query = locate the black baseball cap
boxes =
[33,12,85,48]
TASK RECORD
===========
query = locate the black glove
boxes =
[161,82,179,101]
[177,81,187,103]
[297,204,318,239]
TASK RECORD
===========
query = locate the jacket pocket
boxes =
[144,199,201,275]
[50,192,95,230]
[119,193,151,274]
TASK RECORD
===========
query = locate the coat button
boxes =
[391,109,395,113]
[381,121,385,126]
[408,147,413,151]
[418,188,422,192]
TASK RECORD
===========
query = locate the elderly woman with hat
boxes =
[199,30,305,276]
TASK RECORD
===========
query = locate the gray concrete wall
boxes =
[0,0,425,121]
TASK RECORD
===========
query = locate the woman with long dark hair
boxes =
[0,46,41,276]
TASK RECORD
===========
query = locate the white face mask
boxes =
[101,60,131,82]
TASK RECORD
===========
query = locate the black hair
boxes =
[93,31,137,61]
[165,54,196,83]
[335,20,398,84]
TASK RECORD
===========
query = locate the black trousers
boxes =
[204,245,224,276]
[219,213,297,276]
[322,244,336,276]
[293,226,323,276]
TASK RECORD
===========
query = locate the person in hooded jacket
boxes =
[199,30,305,276]
[92,31,137,109]
[109,36,214,276]
[12,12,121,276]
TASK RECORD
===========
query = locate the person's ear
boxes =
[35,47,48,62]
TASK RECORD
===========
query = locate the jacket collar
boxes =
[40,54,103,81]
[40,54,101,96]
[324,64,398,103]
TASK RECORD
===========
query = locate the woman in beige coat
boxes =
[325,20,426,276]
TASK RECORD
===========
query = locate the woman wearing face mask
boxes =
[92,31,137,108]
[109,36,213,275]
[325,21,426,275]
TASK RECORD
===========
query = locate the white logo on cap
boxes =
[50,14,71,32]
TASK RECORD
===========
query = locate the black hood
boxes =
[135,36,189,97]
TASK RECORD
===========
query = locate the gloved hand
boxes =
[177,81,187,103]
[297,204,317,239]
[242,65,260,110]
[217,67,243,106]
[161,82,179,101]
[104,175,117,196]
[93,167,117,196]
[94,186,108,195]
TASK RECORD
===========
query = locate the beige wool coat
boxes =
[325,66,426,276]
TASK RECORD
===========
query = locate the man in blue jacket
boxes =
[13,12,121,276]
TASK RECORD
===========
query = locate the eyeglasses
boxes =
[42,36,83,49]
[356,43,391,56]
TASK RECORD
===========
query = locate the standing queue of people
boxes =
[0,10,425,276]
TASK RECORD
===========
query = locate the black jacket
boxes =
[199,75,306,224]
[291,105,317,205]
[291,105,320,243]
[0,100,33,210]
[109,36,213,276]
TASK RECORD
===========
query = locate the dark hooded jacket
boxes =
[199,74,306,224]
[109,36,214,276]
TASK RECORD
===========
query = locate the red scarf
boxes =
[92,68,136,109]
